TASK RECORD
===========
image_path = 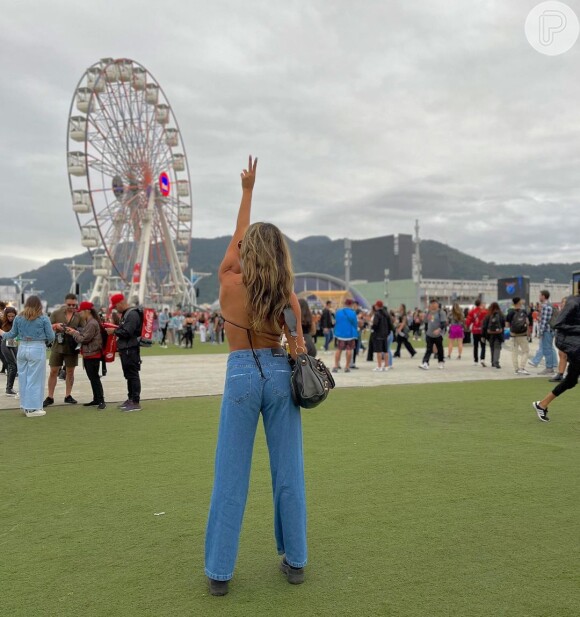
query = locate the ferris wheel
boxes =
[67,57,194,308]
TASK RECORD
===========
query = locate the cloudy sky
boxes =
[2,0,579,277]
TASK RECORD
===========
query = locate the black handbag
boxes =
[283,308,335,409]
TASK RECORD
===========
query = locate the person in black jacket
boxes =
[106,293,142,412]
[533,293,580,422]
[371,300,393,372]
[299,298,317,357]
[482,302,505,369]
[320,301,334,352]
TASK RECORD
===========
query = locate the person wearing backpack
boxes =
[106,293,142,412]
[65,301,106,409]
[528,290,557,375]
[482,302,505,369]
[506,297,530,375]
[532,292,580,422]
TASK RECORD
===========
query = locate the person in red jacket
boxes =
[465,299,489,367]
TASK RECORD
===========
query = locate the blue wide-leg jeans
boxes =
[205,349,307,581]
[18,342,47,411]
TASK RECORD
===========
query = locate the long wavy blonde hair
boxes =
[240,222,294,333]
[21,295,43,320]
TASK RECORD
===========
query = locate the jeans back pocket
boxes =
[226,372,252,405]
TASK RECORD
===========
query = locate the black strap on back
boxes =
[222,317,266,380]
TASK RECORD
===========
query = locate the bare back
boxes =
[219,271,283,351]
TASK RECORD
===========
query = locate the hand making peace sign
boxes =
[240,155,258,192]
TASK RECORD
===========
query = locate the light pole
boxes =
[64,259,92,296]
[344,239,352,287]
[413,219,422,309]
[12,276,36,309]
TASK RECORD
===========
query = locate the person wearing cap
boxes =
[106,294,143,412]
[44,293,85,408]
[65,301,106,410]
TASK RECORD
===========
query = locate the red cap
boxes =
[375,300,383,308]
[77,301,94,312]
[109,293,125,312]
[344,298,353,306]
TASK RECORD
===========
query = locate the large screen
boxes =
[497,276,530,305]
[573,271,580,296]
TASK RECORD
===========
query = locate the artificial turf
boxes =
[1,380,578,617]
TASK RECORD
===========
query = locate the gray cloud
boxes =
[1,0,579,278]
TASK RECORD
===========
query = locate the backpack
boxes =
[125,307,153,347]
[487,312,502,334]
[548,305,560,330]
[510,309,528,335]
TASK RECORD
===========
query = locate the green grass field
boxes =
[140,340,229,356]
[1,381,578,617]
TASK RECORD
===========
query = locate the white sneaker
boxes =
[419,363,429,370]
[373,367,382,372]
[438,362,445,369]
[25,409,46,417]
[381,366,388,372]
[519,368,530,375]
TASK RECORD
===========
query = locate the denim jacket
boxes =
[1,315,55,343]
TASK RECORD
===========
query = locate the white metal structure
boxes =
[66,58,194,307]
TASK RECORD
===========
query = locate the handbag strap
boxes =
[283,307,306,355]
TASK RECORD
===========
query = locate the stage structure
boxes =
[67,58,194,308]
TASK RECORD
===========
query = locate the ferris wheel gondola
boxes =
[66,57,194,308]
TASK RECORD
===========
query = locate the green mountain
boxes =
[1,237,577,306]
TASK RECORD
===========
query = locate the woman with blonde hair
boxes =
[205,157,308,596]
[1,296,54,416]
[447,302,466,359]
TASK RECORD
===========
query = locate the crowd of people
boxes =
[0,288,576,424]
[0,292,147,416]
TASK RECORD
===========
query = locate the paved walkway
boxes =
[0,341,552,411]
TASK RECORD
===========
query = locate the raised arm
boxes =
[219,155,258,279]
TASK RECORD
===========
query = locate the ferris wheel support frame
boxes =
[128,186,155,305]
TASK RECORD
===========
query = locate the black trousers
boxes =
[394,334,416,357]
[367,333,374,361]
[1,340,17,391]
[553,355,580,397]
[489,336,503,367]
[183,328,193,348]
[120,346,141,403]
[84,357,105,404]
[472,333,486,361]
[160,325,168,345]
[423,335,444,364]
